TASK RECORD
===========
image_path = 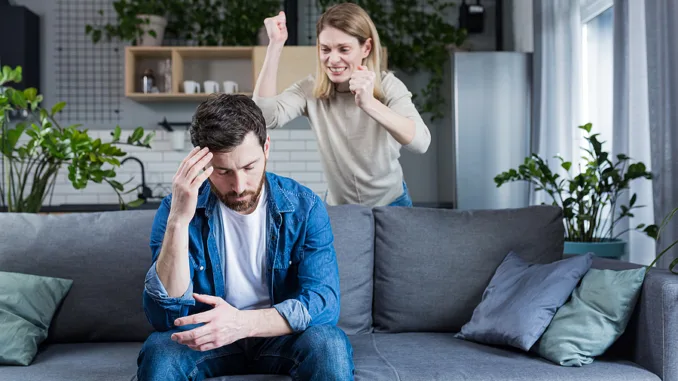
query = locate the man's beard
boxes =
[210,161,266,212]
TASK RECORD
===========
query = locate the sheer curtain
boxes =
[531,0,582,206]
[612,0,656,265]
[645,0,678,269]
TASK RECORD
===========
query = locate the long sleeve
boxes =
[382,72,432,154]
[272,197,340,331]
[252,76,312,129]
[142,195,196,332]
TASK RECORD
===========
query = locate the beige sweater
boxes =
[253,71,431,207]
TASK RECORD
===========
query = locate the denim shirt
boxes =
[142,172,341,333]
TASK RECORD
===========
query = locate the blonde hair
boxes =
[312,3,385,101]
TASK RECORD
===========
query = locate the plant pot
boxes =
[564,239,627,259]
[136,14,167,46]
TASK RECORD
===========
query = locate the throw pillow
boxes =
[455,251,593,351]
[0,271,73,365]
[534,267,646,366]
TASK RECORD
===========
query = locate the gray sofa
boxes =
[0,204,676,381]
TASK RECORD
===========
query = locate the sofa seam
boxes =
[371,334,401,381]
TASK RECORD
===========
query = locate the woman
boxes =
[253,3,431,207]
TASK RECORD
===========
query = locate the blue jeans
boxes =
[388,181,413,207]
[136,325,354,381]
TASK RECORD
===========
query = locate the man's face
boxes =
[207,131,270,214]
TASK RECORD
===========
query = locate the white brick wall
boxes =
[23,128,326,206]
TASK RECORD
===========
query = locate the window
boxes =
[580,1,614,152]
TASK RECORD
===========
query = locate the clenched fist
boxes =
[349,65,376,109]
[264,11,288,46]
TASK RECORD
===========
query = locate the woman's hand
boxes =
[349,65,376,109]
[264,11,288,47]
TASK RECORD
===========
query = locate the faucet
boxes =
[121,156,153,200]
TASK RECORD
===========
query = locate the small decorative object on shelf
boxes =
[141,68,156,93]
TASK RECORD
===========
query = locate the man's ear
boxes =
[263,135,270,159]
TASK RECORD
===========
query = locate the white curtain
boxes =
[530,0,582,206]
[612,0,656,265]
[645,0,678,269]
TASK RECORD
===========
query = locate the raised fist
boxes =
[263,11,288,46]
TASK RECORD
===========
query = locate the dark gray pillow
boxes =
[455,251,593,351]
[326,204,375,335]
[372,205,565,333]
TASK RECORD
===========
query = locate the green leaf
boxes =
[112,125,121,141]
[51,101,66,116]
[143,131,155,145]
[579,123,592,134]
[126,198,146,208]
[23,88,37,102]
[109,180,124,191]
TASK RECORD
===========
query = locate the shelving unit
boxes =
[124,46,318,102]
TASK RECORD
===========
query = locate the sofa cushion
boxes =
[369,332,660,381]
[372,205,565,333]
[0,210,156,343]
[326,204,375,335]
[0,343,142,381]
[0,271,73,365]
[535,267,646,366]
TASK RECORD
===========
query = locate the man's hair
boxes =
[189,94,267,152]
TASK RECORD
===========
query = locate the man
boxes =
[137,94,354,380]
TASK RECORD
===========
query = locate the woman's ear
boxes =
[362,37,372,59]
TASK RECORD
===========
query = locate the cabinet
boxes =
[124,46,318,102]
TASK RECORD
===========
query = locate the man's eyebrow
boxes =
[212,158,259,170]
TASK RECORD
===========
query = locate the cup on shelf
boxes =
[204,80,220,94]
[183,80,201,94]
[223,81,239,94]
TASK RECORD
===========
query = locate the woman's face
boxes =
[318,26,371,84]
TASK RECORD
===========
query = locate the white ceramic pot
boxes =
[136,14,167,46]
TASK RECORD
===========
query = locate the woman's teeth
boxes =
[329,67,347,73]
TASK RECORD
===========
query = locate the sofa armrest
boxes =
[634,268,678,381]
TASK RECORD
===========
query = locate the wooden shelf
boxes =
[126,92,253,102]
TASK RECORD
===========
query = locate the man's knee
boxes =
[298,325,353,372]
[138,331,194,378]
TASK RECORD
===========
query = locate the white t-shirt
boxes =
[218,187,271,310]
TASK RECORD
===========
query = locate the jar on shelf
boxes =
[141,69,156,94]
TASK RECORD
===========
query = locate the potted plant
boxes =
[494,123,656,259]
[1,65,155,212]
[85,0,174,46]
